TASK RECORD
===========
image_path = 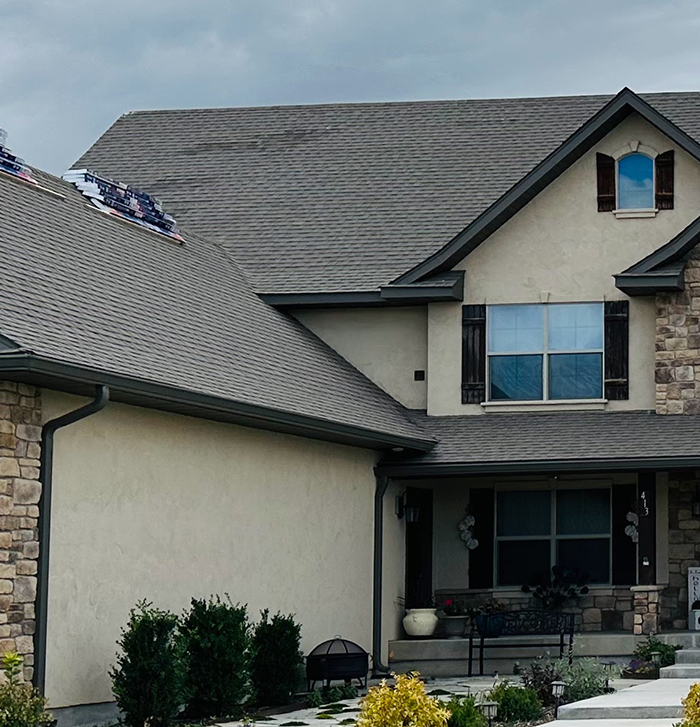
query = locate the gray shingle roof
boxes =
[76,91,700,294]
[0,168,430,448]
[381,410,700,470]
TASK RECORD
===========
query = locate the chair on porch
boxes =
[468,609,575,676]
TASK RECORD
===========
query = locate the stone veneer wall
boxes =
[436,588,636,632]
[0,382,41,682]
[655,248,700,413]
[661,473,700,631]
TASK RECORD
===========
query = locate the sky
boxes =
[4,0,700,175]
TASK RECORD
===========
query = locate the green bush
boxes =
[634,634,681,668]
[251,610,304,706]
[522,656,563,707]
[181,596,252,719]
[111,601,186,727]
[446,696,487,727]
[488,682,542,722]
[0,652,52,727]
[558,658,612,703]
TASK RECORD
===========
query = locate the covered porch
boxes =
[371,410,700,676]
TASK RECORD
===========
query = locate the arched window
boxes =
[618,153,654,209]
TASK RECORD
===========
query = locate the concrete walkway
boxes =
[555,678,695,724]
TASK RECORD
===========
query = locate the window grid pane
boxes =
[494,488,612,587]
[486,303,604,402]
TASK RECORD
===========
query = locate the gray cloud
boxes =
[3,0,700,174]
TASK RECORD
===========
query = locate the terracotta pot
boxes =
[403,608,438,637]
[441,615,468,638]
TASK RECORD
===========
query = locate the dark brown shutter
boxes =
[462,305,486,404]
[656,150,675,210]
[596,153,616,211]
[469,487,494,589]
[612,483,637,585]
[604,300,629,400]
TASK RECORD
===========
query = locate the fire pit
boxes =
[306,637,369,690]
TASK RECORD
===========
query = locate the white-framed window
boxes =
[617,152,654,210]
[494,484,612,587]
[487,303,604,402]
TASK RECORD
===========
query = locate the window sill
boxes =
[613,208,658,219]
[481,399,607,413]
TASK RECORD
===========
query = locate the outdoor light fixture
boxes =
[479,701,498,727]
[395,492,419,523]
[551,681,565,718]
[651,651,661,678]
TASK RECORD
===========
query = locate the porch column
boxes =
[371,475,390,676]
[633,471,659,634]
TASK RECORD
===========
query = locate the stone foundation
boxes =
[436,587,636,632]
[631,585,662,634]
[0,382,41,681]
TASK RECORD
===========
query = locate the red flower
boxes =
[444,599,453,606]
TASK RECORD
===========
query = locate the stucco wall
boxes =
[42,391,393,709]
[427,113,700,415]
[292,307,428,409]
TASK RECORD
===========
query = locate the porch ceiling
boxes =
[378,410,700,476]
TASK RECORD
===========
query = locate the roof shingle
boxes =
[76,91,700,294]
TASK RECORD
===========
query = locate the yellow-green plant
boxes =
[681,683,700,726]
[0,652,53,727]
[357,672,449,727]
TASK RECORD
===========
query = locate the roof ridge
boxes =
[117,90,700,117]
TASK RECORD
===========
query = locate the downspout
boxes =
[371,474,390,677]
[34,385,109,694]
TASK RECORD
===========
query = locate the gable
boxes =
[453,111,700,303]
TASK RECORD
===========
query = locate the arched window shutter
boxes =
[462,305,486,404]
[604,300,629,400]
[656,150,674,210]
[596,153,616,211]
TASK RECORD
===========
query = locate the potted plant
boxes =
[468,600,508,638]
[690,600,700,631]
[440,600,468,638]
[522,565,589,610]
[401,596,438,638]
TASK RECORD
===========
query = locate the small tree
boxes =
[251,610,303,706]
[111,601,186,727]
[181,596,251,718]
[0,652,53,727]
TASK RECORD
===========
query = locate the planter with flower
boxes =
[467,600,508,638]
[439,600,468,639]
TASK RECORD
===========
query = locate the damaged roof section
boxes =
[0,166,433,453]
[63,169,183,242]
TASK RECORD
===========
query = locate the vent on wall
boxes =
[0,129,37,185]
[62,169,183,241]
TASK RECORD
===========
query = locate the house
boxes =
[2,86,700,723]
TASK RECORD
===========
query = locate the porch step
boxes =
[556,678,694,720]
[674,648,700,664]
[659,664,700,678]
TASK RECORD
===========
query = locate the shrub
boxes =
[181,596,252,719]
[681,682,700,726]
[488,682,542,722]
[357,672,449,727]
[0,652,52,727]
[558,658,612,703]
[111,601,186,727]
[251,610,304,706]
[446,696,487,727]
[522,656,563,707]
[522,566,589,610]
[634,634,681,668]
